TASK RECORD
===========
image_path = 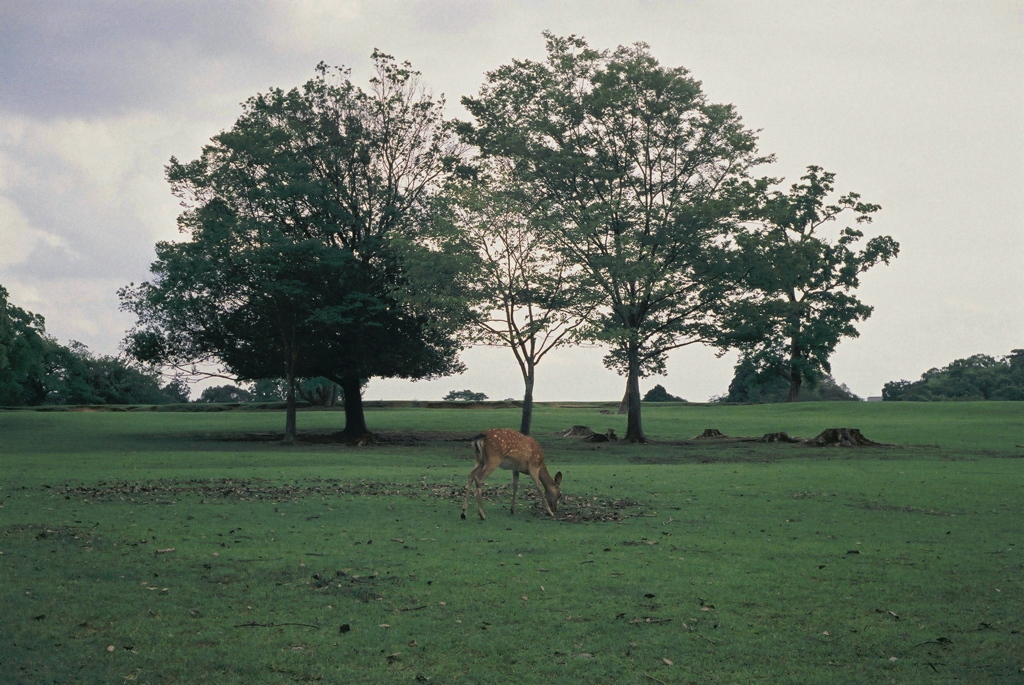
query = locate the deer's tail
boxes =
[471,433,487,463]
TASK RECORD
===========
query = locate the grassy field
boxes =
[1,402,1022,683]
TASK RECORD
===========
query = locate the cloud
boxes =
[0,0,304,118]
[411,0,495,34]
[0,113,188,279]
[1,275,138,352]
[1,0,1022,397]
[0,195,43,265]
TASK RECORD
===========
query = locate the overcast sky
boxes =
[1,1,1021,402]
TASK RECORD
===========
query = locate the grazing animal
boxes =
[461,428,563,520]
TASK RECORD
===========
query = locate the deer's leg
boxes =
[471,460,501,521]
[510,471,519,515]
[461,466,479,519]
[463,460,489,519]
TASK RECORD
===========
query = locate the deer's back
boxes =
[476,428,543,466]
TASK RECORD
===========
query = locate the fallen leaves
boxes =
[56,479,648,522]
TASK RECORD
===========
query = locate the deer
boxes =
[461,428,563,520]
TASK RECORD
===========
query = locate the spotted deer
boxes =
[461,428,563,520]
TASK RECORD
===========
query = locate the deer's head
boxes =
[545,471,563,512]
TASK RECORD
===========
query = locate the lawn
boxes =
[1,402,1022,683]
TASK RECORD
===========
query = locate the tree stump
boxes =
[758,432,801,443]
[807,428,878,447]
[585,429,618,442]
[696,429,727,439]
[563,425,595,437]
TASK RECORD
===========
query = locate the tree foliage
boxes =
[0,285,48,405]
[718,355,860,403]
[721,166,899,401]
[2,286,182,406]
[883,350,1024,401]
[460,33,768,441]
[42,342,180,405]
[443,389,488,402]
[642,384,686,402]
[198,385,252,403]
[121,53,473,440]
[445,162,591,434]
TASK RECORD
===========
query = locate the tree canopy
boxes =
[883,350,1024,401]
[460,33,769,441]
[720,166,899,401]
[445,162,591,434]
[198,385,252,404]
[443,389,489,402]
[642,384,686,402]
[2,286,182,406]
[718,355,860,403]
[121,53,473,440]
[0,285,48,405]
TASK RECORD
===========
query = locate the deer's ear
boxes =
[554,471,562,486]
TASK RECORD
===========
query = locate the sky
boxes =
[1,0,1022,403]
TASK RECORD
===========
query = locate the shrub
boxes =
[443,389,488,402]
[642,384,686,402]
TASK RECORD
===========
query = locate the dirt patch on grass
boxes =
[57,478,647,522]
[60,478,458,503]
[627,443,790,464]
[307,569,401,601]
[2,523,100,545]
[848,499,964,517]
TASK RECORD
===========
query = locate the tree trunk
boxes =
[339,375,368,439]
[624,353,646,443]
[283,366,297,444]
[616,388,628,415]
[787,306,803,402]
[788,336,803,402]
[519,370,535,436]
[788,368,803,402]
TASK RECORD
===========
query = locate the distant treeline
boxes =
[884,350,1024,401]
[0,286,187,406]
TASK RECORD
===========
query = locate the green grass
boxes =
[1,402,1023,683]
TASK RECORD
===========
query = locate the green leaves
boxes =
[122,53,473,438]
[884,349,1024,401]
[0,285,48,405]
[721,166,899,400]
[461,34,767,439]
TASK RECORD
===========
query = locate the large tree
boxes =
[122,53,471,441]
[722,166,899,401]
[445,166,591,435]
[461,34,768,441]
